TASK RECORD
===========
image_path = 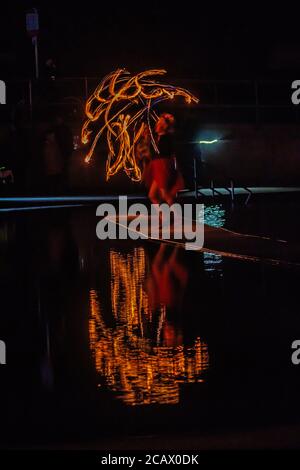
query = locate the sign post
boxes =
[26,9,39,79]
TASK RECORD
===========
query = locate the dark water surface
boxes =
[1,198,300,447]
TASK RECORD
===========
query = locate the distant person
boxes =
[43,129,65,193]
[43,58,58,103]
[43,115,73,193]
[45,58,57,81]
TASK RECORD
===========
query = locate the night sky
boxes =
[1,3,300,79]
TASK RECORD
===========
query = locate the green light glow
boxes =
[199,139,218,145]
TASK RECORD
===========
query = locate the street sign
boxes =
[26,9,39,79]
[26,10,39,37]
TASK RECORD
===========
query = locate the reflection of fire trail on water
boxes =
[81,69,199,181]
[89,247,209,406]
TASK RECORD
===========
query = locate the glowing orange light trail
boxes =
[81,69,199,181]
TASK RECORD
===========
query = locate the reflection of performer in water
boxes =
[146,244,188,311]
[137,113,185,205]
[146,244,189,348]
[89,246,208,405]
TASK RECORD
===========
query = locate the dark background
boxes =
[1,3,300,79]
[1,3,300,193]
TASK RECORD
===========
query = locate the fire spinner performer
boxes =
[81,68,199,202]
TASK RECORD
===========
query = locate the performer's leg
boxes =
[160,188,175,206]
[148,180,161,204]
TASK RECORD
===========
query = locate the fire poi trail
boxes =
[81,69,199,181]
